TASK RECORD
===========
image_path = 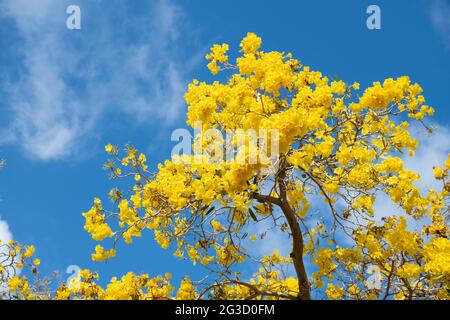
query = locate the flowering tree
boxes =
[2,33,449,300]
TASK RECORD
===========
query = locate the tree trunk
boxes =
[277,157,311,300]
[279,198,311,300]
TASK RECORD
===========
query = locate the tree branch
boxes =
[276,156,311,300]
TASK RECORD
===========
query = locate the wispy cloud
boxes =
[429,0,450,50]
[0,0,197,160]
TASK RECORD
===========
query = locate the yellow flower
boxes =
[433,166,447,179]
[423,238,450,277]
[91,245,116,262]
[105,144,115,153]
[176,277,196,300]
[325,282,343,299]
[323,182,339,194]
[8,276,22,292]
[397,263,422,279]
[211,220,226,232]
[240,32,262,54]
[206,43,229,75]
[23,245,35,258]
[138,153,147,163]
[444,154,450,170]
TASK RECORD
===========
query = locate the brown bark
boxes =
[254,157,311,300]
[279,196,311,300]
[276,159,311,300]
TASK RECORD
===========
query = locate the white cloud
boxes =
[0,0,196,161]
[0,218,13,243]
[0,218,15,296]
[403,123,450,191]
[429,0,450,50]
[372,123,450,230]
[250,216,291,257]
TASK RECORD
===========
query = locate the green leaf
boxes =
[249,208,258,222]
[204,206,216,216]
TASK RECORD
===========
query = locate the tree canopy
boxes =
[1,33,449,300]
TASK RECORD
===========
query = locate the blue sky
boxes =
[0,0,449,287]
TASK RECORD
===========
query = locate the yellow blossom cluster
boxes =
[77,33,447,300]
[1,241,41,300]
